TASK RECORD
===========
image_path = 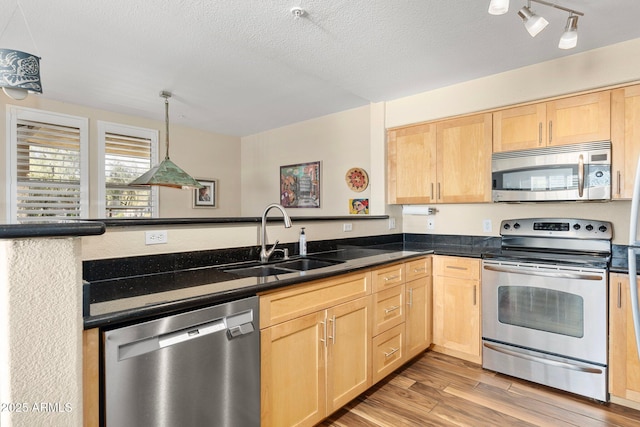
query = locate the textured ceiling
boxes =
[2,0,640,136]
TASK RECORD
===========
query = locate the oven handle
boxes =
[578,154,585,198]
[483,342,603,374]
[483,264,603,281]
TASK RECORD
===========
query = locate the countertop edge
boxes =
[0,221,106,239]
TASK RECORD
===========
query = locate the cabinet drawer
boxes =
[405,256,431,281]
[371,263,404,293]
[373,284,405,335]
[433,256,479,280]
[259,271,370,328]
[372,324,405,383]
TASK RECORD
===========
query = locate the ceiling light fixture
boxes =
[0,1,42,100]
[518,3,549,37]
[129,91,203,190]
[488,0,510,15]
[558,14,579,49]
[489,0,583,49]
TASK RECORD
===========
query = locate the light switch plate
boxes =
[427,218,435,230]
[483,219,492,233]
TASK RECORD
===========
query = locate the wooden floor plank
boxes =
[320,351,640,427]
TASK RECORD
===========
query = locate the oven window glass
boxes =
[497,286,584,338]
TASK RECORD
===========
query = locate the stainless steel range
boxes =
[482,218,612,402]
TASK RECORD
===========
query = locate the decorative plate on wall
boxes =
[345,167,369,192]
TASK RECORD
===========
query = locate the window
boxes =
[97,122,159,218]
[7,106,88,223]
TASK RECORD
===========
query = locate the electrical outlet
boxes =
[427,218,435,230]
[483,219,492,233]
[388,217,396,230]
[145,230,168,245]
[343,223,353,232]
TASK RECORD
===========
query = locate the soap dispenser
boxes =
[299,227,307,256]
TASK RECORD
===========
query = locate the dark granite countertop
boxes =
[82,234,496,329]
[85,247,430,329]
[0,220,105,239]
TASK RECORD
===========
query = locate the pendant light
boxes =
[558,14,578,49]
[129,91,203,189]
[518,4,548,37]
[488,0,509,15]
[0,2,42,100]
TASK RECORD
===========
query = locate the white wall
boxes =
[240,105,376,216]
[0,97,242,222]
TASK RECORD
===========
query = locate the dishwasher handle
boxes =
[119,309,255,360]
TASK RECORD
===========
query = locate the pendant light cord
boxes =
[0,1,42,57]
[164,96,171,160]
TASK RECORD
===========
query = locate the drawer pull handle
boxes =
[385,305,400,314]
[446,266,467,271]
[412,267,426,273]
[384,275,400,281]
[384,347,399,358]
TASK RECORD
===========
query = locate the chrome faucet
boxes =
[259,203,292,263]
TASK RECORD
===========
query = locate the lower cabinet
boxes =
[259,256,432,426]
[260,272,372,427]
[609,273,640,405]
[432,255,481,364]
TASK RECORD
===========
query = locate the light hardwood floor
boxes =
[320,351,640,427]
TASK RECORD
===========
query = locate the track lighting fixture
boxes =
[518,4,548,37]
[488,0,583,49]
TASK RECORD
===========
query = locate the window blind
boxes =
[104,131,157,218]
[14,118,84,222]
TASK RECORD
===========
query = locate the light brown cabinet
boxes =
[609,273,640,405]
[493,91,611,152]
[259,272,372,427]
[387,113,492,204]
[432,255,481,364]
[405,257,432,360]
[387,123,436,204]
[612,84,640,199]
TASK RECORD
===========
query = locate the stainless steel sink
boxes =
[223,257,344,277]
[275,258,343,271]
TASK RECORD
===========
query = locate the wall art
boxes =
[193,179,217,208]
[280,161,320,208]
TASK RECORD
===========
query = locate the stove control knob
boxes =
[599,225,608,233]
[573,223,581,230]
[503,223,510,230]
[513,223,520,229]
[586,224,594,231]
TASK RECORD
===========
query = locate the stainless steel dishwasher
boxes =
[104,296,260,427]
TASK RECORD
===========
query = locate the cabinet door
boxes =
[326,296,372,414]
[261,311,327,427]
[387,124,437,204]
[405,276,432,360]
[433,274,481,363]
[546,91,610,147]
[436,113,492,203]
[493,103,546,152]
[612,85,640,199]
[609,274,640,403]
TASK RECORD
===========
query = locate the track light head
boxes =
[518,5,549,37]
[488,0,510,15]
[558,14,579,49]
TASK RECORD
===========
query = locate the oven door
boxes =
[481,259,607,365]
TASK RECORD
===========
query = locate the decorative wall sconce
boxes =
[488,0,583,49]
[0,2,42,100]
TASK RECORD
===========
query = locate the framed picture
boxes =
[280,161,320,208]
[193,179,217,208]
[349,198,369,215]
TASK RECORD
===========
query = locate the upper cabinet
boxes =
[387,123,436,204]
[612,84,640,199]
[387,113,492,204]
[493,91,611,152]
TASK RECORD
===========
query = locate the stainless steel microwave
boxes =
[492,141,611,202]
